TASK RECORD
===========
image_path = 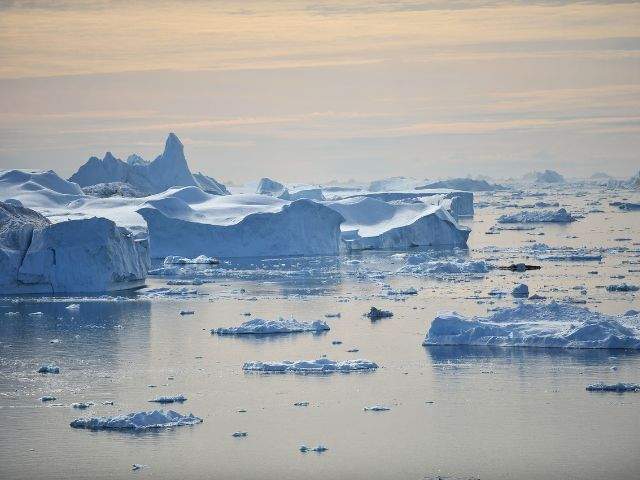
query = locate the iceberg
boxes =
[523,170,565,183]
[37,365,60,374]
[242,358,379,373]
[512,283,529,297]
[138,196,344,258]
[497,208,575,224]
[256,177,287,197]
[423,302,640,349]
[399,258,491,275]
[586,383,640,392]
[212,318,329,335]
[69,410,202,430]
[163,255,219,265]
[326,197,469,251]
[69,134,228,196]
[149,395,187,404]
[606,283,639,292]
[417,178,503,192]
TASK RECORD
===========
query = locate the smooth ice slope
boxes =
[213,318,330,335]
[139,196,344,258]
[70,410,202,430]
[327,197,470,251]
[69,134,228,196]
[243,358,379,373]
[423,302,640,349]
[14,216,149,293]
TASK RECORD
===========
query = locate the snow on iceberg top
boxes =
[213,318,330,335]
[424,301,640,349]
[242,358,379,373]
[70,409,202,430]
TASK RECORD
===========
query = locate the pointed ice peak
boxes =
[103,151,117,162]
[126,154,147,166]
[164,133,183,154]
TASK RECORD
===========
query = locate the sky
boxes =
[0,0,639,183]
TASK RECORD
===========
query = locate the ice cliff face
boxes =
[0,202,149,294]
[138,198,344,258]
[69,133,229,196]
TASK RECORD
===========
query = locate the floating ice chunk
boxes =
[606,283,639,292]
[71,402,93,409]
[243,358,378,373]
[539,252,602,262]
[423,302,640,349]
[180,310,195,315]
[300,445,328,453]
[586,383,640,392]
[498,263,540,272]
[232,431,248,437]
[364,405,391,411]
[324,313,341,318]
[512,284,529,297]
[387,287,418,295]
[4,311,19,316]
[400,259,491,275]
[294,402,309,407]
[29,312,44,317]
[163,255,219,265]
[212,318,329,335]
[65,304,80,311]
[131,464,147,471]
[149,394,187,404]
[69,410,203,430]
[39,395,56,402]
[498,208,575,224]
[365,307,393,319]
[37,365,60,374]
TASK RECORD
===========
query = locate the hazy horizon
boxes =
[1,0,639,182]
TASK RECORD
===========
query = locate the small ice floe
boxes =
[332,340,342,345]
[363,405,391,412]
[71,402,94,409]
[180,310,195,315]
[243,358,379,374]
[606,283,639,292]
[232,431,248,437]
[399,258,491,275]
[365,307,393,319]
[39,395,56,402]
[498,208,575,224]
[65,304,80,311]
[512,284,529,297]
[212,318,329,335]
[324,313,341,318]
[538,251,602,262]
[149,394,187,404]
[387,287,418,296]
[70,410,203,431]
[37,365,60,374]
[143,287,200,297]
[131,464,147,471]
[347,348,359,353]
[29,312,44,317]
[300,445,328,453]
[163,255,219,265]
[102,401,115,405]
[4,311,19,316]
[294,402,309,407]
[488,288,506,297]
[586,383,640,392]
[423,302,640,349]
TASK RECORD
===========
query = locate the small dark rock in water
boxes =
[499,263,541,272]
[365,307,393,319]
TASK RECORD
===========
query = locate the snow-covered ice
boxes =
[69,410,203,430]
[423,302,640,349]
[213,317,330,335]
[242,358,379,373]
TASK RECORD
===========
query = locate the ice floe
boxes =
[70,410,202,431]
[423,302,640,349]
[37,365,60,374]
[242,358,378,373]
[212,318,329,335]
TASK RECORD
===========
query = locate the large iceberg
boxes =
[243,358,379,373]
[326,197,470,251]
[523,170,565,183]
[70,410,202,430]
[213,317,330,335]
[1,202,148,294]
[423,302,640,349]
[69,133,229,196]
[138,193,344,258]
[417,178,503,192]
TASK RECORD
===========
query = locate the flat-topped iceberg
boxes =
[327,197,469,251]
[1,202,149,294]
[242,358,378,373]
[423,302,640,349]
[213,318,329,335]
[139,196,344,258]
[70,410,202,430]
[498,208,575,224]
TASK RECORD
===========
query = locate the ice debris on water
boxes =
[163,255,219,265]
[232,431,248,437]
[37,365,60,374]
[364,405,391,411]
[39,395,56,402]
[70,410,203,430]
[423,302,640,349]
[212,317,329,335]
[365,307,393,319]
[243,358,379,373]
[149,394,187,404]
[586,383,640,392]
[71,402,93,409]
[180,310,195,315]
[65,304,80,311]
[300,445,328,453]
